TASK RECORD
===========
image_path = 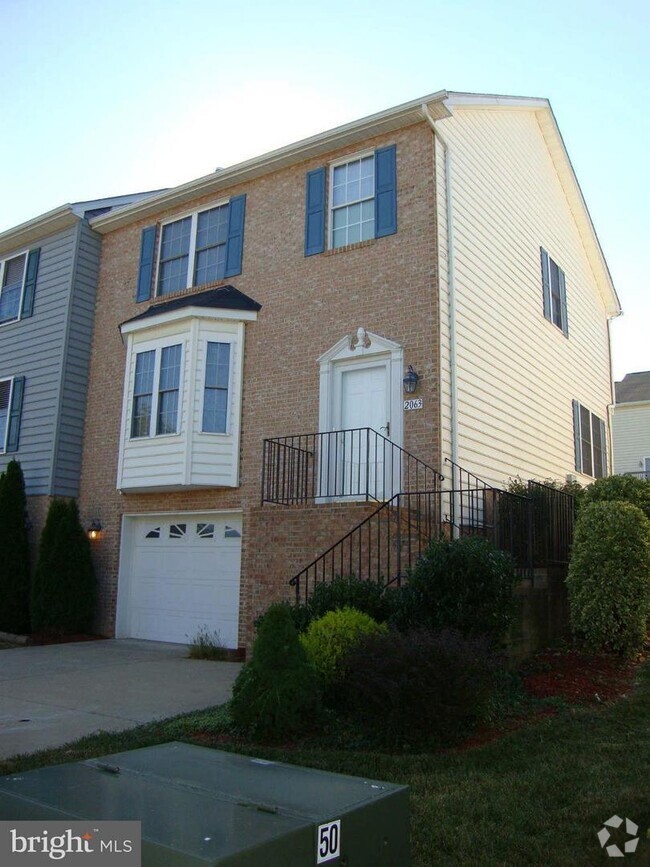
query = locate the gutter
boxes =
[420,103,459,472]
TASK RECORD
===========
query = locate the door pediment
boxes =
[318,327,403,367]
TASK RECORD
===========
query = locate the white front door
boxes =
[336,362,391,499]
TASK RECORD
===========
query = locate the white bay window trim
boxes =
[129,339,184,440]
[117,307,254,492]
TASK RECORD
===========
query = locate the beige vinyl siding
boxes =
[612,403,650,475]
[435,138,453,473]
[437,107,612,487]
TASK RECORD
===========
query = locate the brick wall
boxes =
[79,120,441,647]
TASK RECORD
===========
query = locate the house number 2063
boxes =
[317,819,341,863]
[404,398,423,410]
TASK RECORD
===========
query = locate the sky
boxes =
[0,0,648,381]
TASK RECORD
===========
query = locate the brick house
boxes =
[79,90,620,650]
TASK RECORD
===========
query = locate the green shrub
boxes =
[338,628,500,749]
[282,576,390,634]
[0,460,30,634]
[300,607,387,684]
[566,501,650,655]
[230,603,321,739]
[31,500,96,634]
[389,536,517,642]
[581,474,650,520]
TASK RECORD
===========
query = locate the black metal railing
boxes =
[528,480,576,566]
[262,428,443,505]
[289,491,441,603]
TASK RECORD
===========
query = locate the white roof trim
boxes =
[91,90,451,233]
[120,305,258,335]
[0,205,78,257]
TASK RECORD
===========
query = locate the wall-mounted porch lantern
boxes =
[403,365,420,394]
[87,520,102,541]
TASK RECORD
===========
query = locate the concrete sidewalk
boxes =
[0,639,240,760]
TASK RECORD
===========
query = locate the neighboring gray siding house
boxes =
[612,371,650,478]
[0,193,160,540]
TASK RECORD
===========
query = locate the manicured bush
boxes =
[283,576,390,634]
[389,536,517,642]
[0,460,30,634]
[581,474,650,520]
[230,603,321,739]
[566,500,650,655]
[338,628,500,749]
[31,500,96,634]
[300,606,387,684]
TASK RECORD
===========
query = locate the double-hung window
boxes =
[158,204,230,296]
[202,342,231,433]
[331,154,375,248]
[0,254,27,324]
[572,400,607,478]
[304,144,397,256]
[131,344,182,438]
[540,248,568,336]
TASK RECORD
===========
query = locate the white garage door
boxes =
[123,513,242,647]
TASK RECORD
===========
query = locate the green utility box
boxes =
[0,742,409,866]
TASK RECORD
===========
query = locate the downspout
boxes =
[421,104,458,478]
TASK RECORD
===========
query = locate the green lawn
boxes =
[1,662,649,866]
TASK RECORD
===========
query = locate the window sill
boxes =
[323,238,376,257]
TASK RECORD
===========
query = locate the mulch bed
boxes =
[522,648,640,704]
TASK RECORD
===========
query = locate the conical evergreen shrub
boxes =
[230,603,322,739]
[31,499,96,634]
[0,460,30,633]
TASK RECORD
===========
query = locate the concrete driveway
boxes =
[0,639,241,760]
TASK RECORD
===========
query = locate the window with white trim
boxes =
[202,341,230,433]
[0,254,27,325]
[540,248,568,336]
[573,400,607,478]
[0,378,11,450]
[131,343,182,438]
[157,203,229,296]
[330,154,375,248]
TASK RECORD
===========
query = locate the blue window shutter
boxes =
[599,418,607,475]
[540,248,551,322]
[304,168,326,256]
[572,400,582,473]
[21,248,40,318]
[558,268,569,336]
[6,377,25,453]
[136,226,157,302]
[224,195,246,278]
[375,145,397,238]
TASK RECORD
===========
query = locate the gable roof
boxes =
[615,371,650,404]
[89,89,619,317]
[0,191,164,257]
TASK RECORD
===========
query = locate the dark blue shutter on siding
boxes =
[136,226,157,302]
[540,248,551,322]
[599,418,607,475]
[558,268,569,336]
[21,248,40,318]
[375,145,397,238]
[304,167,326,256]
[572,400,582,473]
[224,194,246,278]
[6,376,25,453]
